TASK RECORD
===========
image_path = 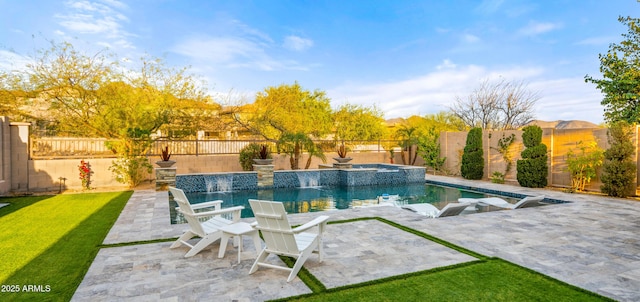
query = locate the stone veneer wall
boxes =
[175,164,426,193]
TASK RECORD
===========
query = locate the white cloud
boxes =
[518,21,562,36]
[54,0,134,50]
[0,50,33,71]
[172,33,311,71]
[328,61,603,123]
[462,33,480,43]
[576,36,616,46]
[283,35,314,51]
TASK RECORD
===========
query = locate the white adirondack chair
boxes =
[248,199,330,282]
[169,187,244,257]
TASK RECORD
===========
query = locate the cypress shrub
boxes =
[601,122,636,197]
[517,125,548,187]
[461,127,484,180]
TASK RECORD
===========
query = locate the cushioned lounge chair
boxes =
[401,202,470,218]
[169,187,244,257]
[248,199,329,282]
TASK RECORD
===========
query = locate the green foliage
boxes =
[417,127,446,174]
[494,133,516,176]
[239,143,263,171]
[333,103,387,141]
[461,127,484,180]
[490,171,506,184]
[277,132,325,170]
[106,129,153,188]
[247,82,333,140]
[601,122,636,197]
[522,125,543,148]
[585,16,640,124]
[517,125,548,188]
[566,141,604,192]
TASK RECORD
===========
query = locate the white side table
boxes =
[218,222,262,263]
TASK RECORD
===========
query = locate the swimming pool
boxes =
[170,183,518,224]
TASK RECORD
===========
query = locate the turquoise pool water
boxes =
[170,183,517,224]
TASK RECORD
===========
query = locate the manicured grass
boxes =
[0,191,132,301]
[280,259,612,302]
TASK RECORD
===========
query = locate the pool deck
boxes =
[72,175,640,301]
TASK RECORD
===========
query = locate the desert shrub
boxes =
[601,122,636,197]
[517,125,548,188]
[566,141,604,192]
[239,143,262,171]
[461,127,484,180]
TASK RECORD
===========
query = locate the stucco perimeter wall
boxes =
[439,127,639,192]
[22,151,396,193]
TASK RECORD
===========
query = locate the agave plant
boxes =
[160,146,171,161]
[337,143,348,158]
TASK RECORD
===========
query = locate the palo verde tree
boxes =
[601,121,636,197]
[239,82,333,169]
[450,78,539,130]
[4,41,212,187]
[516,125,548,188]
[333,103,387,142]
[461,127,484,180]
[585,16,640,124]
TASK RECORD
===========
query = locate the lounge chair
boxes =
[461,195,545,210]
[169,187,244,257]
[248,199,329,282]
[401,202,470,218]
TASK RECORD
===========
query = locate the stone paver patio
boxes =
[72,175,640,301]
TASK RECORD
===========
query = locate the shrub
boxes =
[461,127,484,180]
[517,125,548,188]
[566,141,604,192]
[239,143,262,171]
[601,122,636,197]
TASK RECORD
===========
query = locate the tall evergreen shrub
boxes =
[601,122,636,197]
[516,125,548,187]
[461,127,484,180]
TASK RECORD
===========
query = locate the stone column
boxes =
[155,167,176,191]
[254,164,274,188]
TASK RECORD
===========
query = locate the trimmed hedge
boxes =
[517,125,548,188]
[461,127,484,180]
[601,121,636,197]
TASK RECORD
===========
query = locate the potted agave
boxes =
[156,146,176,168]
[334,143,352,163]
[253,144,273,165]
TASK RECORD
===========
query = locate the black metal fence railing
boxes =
[30,138,402,159]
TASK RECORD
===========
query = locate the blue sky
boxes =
[1,0,639,124]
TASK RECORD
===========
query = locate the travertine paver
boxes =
[74,175,640,301]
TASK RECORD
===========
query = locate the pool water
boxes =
[170,183,516,224]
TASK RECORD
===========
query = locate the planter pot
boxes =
[333,157,352,163]
[253,159,274,165]
[156,160,176,168]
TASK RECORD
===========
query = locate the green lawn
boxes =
[0,192,132,301]
[0,192,614,302]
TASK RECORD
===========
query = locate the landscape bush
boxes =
[238,143,262,171]
[601,122,636,197]
[517,125,548,188]
[461,127,484,180]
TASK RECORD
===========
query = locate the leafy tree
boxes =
[4,41,212,187]
[516,125,548,188]
[601,121,636,197]
[394,124,420,165]
[333,103,387,142]
[277,132,326,170]
[566,141,604,192]
[237,82,331,168]
[585,17,640,124]
[241,82,333,140]
[450,78,539,130]
[417,126,446,174]
[461,127,484,180]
